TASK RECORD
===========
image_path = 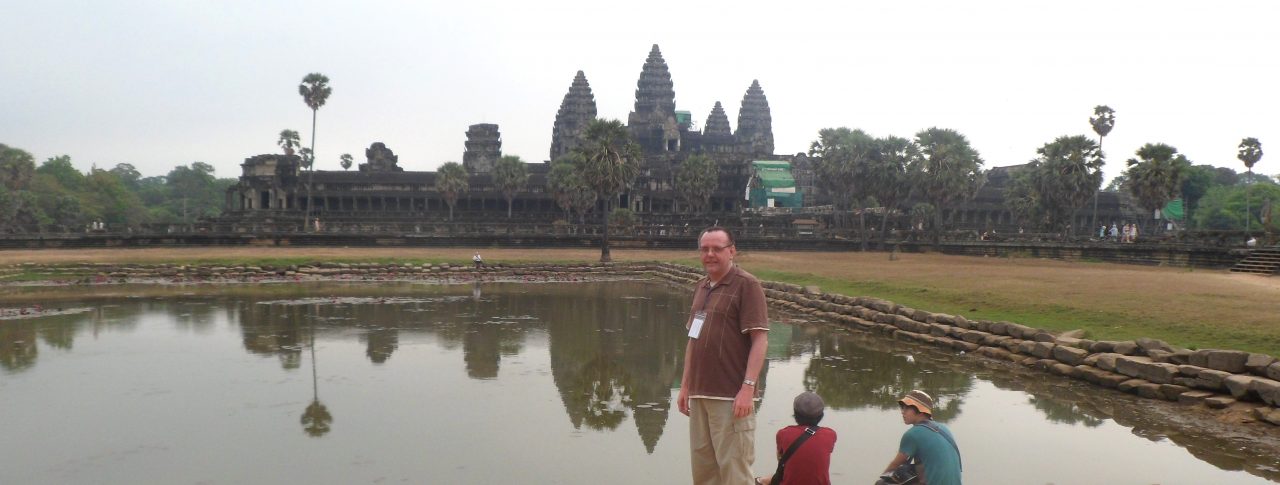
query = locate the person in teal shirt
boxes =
[880,390,962,485]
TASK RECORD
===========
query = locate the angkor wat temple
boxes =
[221,44,1139,233]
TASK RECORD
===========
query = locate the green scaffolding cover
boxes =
[1163,198,1184,220]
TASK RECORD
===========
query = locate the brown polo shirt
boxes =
[685,264,769,400]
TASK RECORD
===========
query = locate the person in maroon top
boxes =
[756,391,837,485]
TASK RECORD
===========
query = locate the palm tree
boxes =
[339,153,353,171]
[300,319,332,437]
[909,128,985,244]
[1089,106,1115,233]
[572,119,640,262]
[298,73,332,230]
[1009,136,1104,237]
[1124,143,1190,233]
[810,127,878,249]
[277,130,300,156]
[493,155,530,218]
[675,154,718,214]
[1238,137,1263,232]
[868,136,917,247]
[435,162,469,221]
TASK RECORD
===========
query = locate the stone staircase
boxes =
[1230,247,1280,275]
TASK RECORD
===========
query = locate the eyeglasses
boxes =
[698,244,734,255]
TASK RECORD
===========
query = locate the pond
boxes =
[1,280,1277,484]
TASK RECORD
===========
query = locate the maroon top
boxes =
[776,425,837,485]
[685,265,769,399]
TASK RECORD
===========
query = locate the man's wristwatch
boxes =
[743,378,757,387]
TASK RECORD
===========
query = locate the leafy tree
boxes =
[675,154,718,214]
[1238,137,1263,232]
[36,155,85,192]
[299,73,333,229]
[108,163,141,190]
[547,160,579,221]
[910,203,935,231]
[909,128,985,244]
[278,129,301,156]
[1089,105,1115,231]
[571,119,640,262]
[493,155,530,218]
[0,144,36,191]
[339,153,353,171]
[83,168,146,226]
[1180,165,1223,222]
[1193,183,1280,231]
[299,147,314,170]
[869,136,917,244]
[165,162,226,222]
[1124,143,1190,231]
[435,162,469,221]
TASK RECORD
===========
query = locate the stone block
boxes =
[931,313,956,325]
[1246,353,1278,376]
[929,324,950,337]
[1136,337,1175,354]
[1205,350,1250,373]
[1204,395,1236,409]
[1096,372,1132,388]
[1115,355,1154,378]
[988,321,1007,335]
[1056,336,1083,347]
[1168,349,1192,365]
[1177,365,1204,377]
[1050,363,1076,376]
[1033,331,1057,343]
[1188,350,1210,367]
[1177,390,1215,405]
[1249,377,1280,406]
[969,318,987,332]
[1223,375,1260,400]
[1173,377,1200,389]
[1017,341,1036,356]
[1052,345,1090,366]
[1158,384,1191,401]
[1268,362,1280,382]
[1030,341,1056,359]
[977,346,1012,361]
[1195,369,1232,391]
[1146,350,1174,363]
[1091,341,1117,353]
[1255,407,1280,426]
[960,330,988,344]
[1112,341,1139,356]
[1020,357,1040,366]
[1076,339,1097,351]
[1095,353,1123,372]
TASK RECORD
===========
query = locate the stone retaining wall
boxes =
[644,262,1280,427]
[6,260,1277,426]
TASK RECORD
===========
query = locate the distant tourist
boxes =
[678,226,769,485]
[1099,224,1107,239]
[1108,223,1118,242]
[878,390,962,485]
[1130,224,1139,243]
[473,252,483,269]
[755,391,836,485]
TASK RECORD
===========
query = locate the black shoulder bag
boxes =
[769,426,818,485]
[877,421,961,485]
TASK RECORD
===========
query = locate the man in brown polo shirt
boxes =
[677,226,770,484]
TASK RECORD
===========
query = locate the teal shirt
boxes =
[899,421,961,485]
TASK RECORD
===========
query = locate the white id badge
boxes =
[688,311,707,339]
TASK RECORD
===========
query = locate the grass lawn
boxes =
[1,246,1277,356]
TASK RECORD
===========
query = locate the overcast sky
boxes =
[2,0,1277,184]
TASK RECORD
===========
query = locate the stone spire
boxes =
[463,123,502,173]
[628,44,680,152]
[631,44,676,116]
[734,80,774,154]
[703,101,732,137]
[550,70,598,161]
